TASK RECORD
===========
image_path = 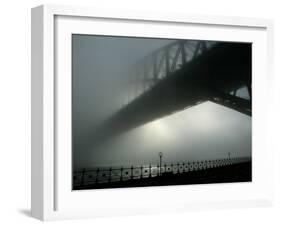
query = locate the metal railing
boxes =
[73,157,250,187]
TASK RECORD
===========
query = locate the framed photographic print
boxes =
[31,4,274,221]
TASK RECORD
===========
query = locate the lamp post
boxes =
[159,152,163,176]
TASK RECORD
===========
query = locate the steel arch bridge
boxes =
[88,39,252,147]
[126,40,216,102]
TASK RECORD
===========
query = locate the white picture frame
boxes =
[31,4,274,221]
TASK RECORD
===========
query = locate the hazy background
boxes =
[72,35,251,170]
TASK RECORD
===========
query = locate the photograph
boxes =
[72,35,252,190]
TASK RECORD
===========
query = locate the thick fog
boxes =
[72,35,251,169]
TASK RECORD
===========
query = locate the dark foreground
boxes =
[74,161,251,190]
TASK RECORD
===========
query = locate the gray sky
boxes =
[72,35,251,169]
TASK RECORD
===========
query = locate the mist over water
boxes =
[76,101,251,169]
[72,35,251,170]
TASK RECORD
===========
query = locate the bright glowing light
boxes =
[145,119,170,139]
[187,103,220,132]
[140,101,221,143]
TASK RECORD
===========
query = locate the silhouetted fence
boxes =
[73,157,250,188]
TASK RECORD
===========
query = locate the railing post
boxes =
[158,152,163,176]
[177,163,180,174]
[131,165,134,180]
[140,166,143,179]
[95,168,99,184]
[149,164,152,178]
[80,168,86,187]
[108,167,112,183]
[120,166,123,181]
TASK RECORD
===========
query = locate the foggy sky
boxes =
[72,35,251,169]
